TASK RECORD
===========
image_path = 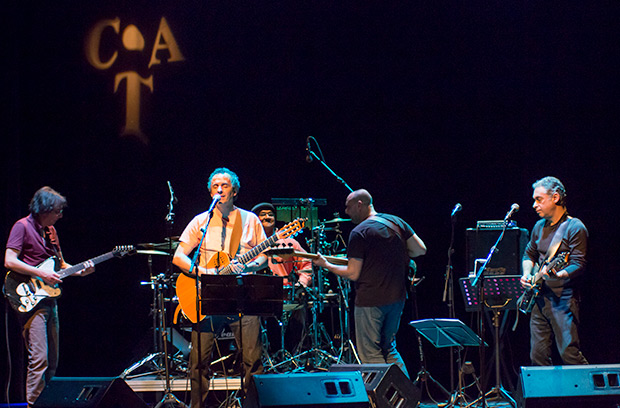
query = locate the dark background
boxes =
[2,1,620,402]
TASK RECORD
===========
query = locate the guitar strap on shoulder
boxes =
[368,214,405,243]
[368,214,410,260]
[228,209,244,258]
[544,215,573,262]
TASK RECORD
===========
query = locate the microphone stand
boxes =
[188,209,216,408]
[154,189,187,408]
[307,139,353,193]
[469,218,512,408]
[442,212,458,395]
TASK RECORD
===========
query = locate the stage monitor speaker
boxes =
[518,365,620,408]
[33,377,148,408]
[465,227,529,276]
[328,364,421,408]
[244,372,370,408]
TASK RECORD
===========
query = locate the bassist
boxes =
[3,186,94,406]
[520,176,588,366]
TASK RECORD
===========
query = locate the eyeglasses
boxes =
[53,209,64,215]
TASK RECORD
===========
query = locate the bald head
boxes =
[345,189,376,224]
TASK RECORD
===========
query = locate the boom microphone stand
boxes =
[305,136,353,193]
[154,181,187,408]
[443,203,461,392]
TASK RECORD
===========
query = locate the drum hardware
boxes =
[123,183,187,408]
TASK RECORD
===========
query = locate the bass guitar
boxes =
[175,218,306,323]
[517,251,570,314]
[3,245,135,313]
[263,247,348,265]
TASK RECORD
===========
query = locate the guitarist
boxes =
[3,186,94,407]
[312,189,427,378]
[520,176,589,366]
[172,168,267,408]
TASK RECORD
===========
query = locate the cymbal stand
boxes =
[120,255,167,379]
[335,276,360,364]
[281,224,339,370]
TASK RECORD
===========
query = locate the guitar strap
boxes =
[543,215,572,263]
[45,225,64,264]
[368,214,411,264]
[228,209,244,258]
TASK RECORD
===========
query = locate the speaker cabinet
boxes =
[329,364,421,408]
[518,365,620,408]
[244,372,370,407]
[33,377,148,408]
[466,227,529,276]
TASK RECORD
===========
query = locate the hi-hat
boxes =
[322,217,351,224]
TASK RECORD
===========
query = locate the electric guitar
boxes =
[517,251,570,314]
[3,245,135,313]
[175,218,306,323]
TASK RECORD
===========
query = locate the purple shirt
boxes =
[6,214,58,267]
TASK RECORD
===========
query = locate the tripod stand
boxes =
[121,255,188,380]
[409,319,484,407]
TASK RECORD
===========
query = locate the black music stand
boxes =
[409,319,486,407]
[200,274,284,401]
[459,276,520,407]
[409,318,484,350]
[459,275,523,312]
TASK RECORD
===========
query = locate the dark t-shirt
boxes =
[6,214,58,267]
[523,213,587,296]
[347,213,414,307]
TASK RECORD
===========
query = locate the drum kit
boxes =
[119,205,359,382]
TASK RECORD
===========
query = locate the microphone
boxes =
[305,136,313,163]
[208,194,221,213]
[504,203,520,221]
[451,203,462,217]
[167,181,178,204]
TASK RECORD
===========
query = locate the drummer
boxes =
[251,202,312,288]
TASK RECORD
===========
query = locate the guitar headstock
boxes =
[113,245,136,258]
[276,218,307,240]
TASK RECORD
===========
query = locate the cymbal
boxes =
[322,217,351,224]
[137,241,179,250]
[137,249,170,256]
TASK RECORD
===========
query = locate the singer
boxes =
[172,167,267,407]
[520,176,589,366]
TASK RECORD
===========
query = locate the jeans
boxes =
[530,291,588,365]
[354,299,409,377]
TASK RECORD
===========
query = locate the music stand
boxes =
[459,275,524,312]
[459,276,520,407]
[409,318,485,350]
[409,319,486,407]
[200,274,284,400]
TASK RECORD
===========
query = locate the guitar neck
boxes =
[294,252,348,265]
[57,251,115,279]
[220,234,281,275]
